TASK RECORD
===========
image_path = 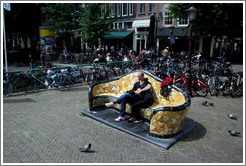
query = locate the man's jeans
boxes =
[114,92,140,117]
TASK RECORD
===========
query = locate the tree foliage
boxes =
[168,3,243,39]
[41,3,75,33]
[75,3,111,47]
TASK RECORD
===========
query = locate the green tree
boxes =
[75,3,111,47]
[41,3,75,49]
[168,3,243,39]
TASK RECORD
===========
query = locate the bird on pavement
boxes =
[227,114,238,120]
[200,101,207,106]
[208,102,214,106]
[228,130,240,136]
[79,143,91,152]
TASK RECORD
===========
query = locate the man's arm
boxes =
[134,83,151,95]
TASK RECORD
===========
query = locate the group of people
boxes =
[93,47,138,64]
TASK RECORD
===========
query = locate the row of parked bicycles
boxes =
[3,61,133,97]
[149,57,243,98]
[3,57,243,98]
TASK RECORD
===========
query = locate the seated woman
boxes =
[105,72,153,123]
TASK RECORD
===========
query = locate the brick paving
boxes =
[2,83,244,163]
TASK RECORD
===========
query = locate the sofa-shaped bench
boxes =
[89,70,191,138]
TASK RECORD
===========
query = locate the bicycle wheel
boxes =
[106,69,115,80]
[25,77,37,93]
[113,68,121,76]
[230,81,242,98]
[3,81,13,97]
[222,80,231,96]
[174,79,185,90]
[34,78,48,92]
[36,72,49,92]
[94,72,103,82]
[86,73,94,85]
[193,81,208,97]
[76,70,86,84]
[66,73,75,87]
[208,76,217,96]
[57,75,72,91]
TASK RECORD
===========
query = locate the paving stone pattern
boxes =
[3,85,243,163]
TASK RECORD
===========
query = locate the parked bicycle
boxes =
[3,70,37,97]
[174,72,208,97]
[86,62,115,85]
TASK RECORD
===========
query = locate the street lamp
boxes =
[185,6,197,96]
[169,25,175,56]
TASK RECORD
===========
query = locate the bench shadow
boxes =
[3,98,36,103]
[179,118,207,142]
[67,86,89,92]
[84,108,206,142]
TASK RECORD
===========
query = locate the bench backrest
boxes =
[91,70,189,108]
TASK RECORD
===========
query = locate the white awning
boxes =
[132,20,150,28]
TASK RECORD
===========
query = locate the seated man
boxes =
[105,72,153,123]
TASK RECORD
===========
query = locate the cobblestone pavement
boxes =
[2,84,244,164]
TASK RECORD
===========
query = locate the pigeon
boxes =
[208,102,214,106]
[200,101,207,106]
[228,130,240,136]
[79,143,91,152]
[227,114,238,120]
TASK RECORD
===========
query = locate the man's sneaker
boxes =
[115,116,126,122]
[105,102,115,108]
[128,117,136,123]
[134,119,144,124]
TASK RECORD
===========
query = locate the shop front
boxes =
[132,19,150,55]
[157,27,189,55]
[102,31,133,51]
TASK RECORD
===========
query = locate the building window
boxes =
[101,4,105,18]
[149,3,155,13]
[122,3,128,16]
[137,27,149,32]
[129,3,133,15]
[114,23,118,29]
[117,3,121,16]
[106,3,110,18]
[110,3,116,17]
[163,11,173,26]
[177,17,188,26]
[119,23,122,29]
[139,3,145,14]
[124,22,132,29]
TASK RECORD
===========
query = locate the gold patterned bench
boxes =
[89,70,191,138]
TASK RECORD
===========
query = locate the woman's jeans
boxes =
[114,92,140,117]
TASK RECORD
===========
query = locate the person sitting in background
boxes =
[98,53,107,63]
[123,55,130,61]
[106,53,113,63]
